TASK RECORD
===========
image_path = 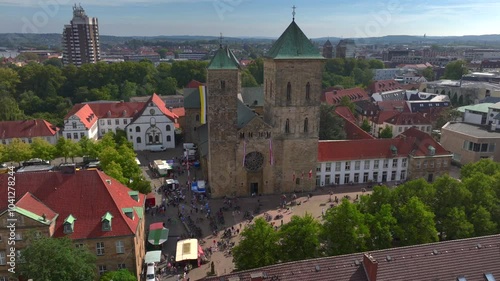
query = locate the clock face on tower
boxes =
[150,109,155,115]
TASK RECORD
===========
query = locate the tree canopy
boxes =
[319,104,346,140]
[443,60,469,80]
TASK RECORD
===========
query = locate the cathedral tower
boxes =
[263,19,325,193]
[206,45,241,195]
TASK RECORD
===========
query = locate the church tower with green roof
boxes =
[263,17,325,193]
[206,43,241,192]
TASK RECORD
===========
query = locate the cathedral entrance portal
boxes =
[250,182,259,196]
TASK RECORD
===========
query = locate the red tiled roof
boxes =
[385,112,430,126]
[369,79,402,94]
[334,106,357,123]
[0,119,59,139]
[151,93,178,121]
[399,127,450,157]
[334,107,375,140]
[171,107,185,118]
[16,192,58,222]
[372,111,400,125]
[322,87,369,106]
[206,234,500,281]
[65,104,98,129]
[0,170,145,239]
[318,138,415,162]
[186,80,204,89]
[377,100,409,112]
[84,101,146,119]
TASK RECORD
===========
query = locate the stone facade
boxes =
[184,108,201,143]
[407,155,451,182]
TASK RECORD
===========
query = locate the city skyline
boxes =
[0,0,499,38]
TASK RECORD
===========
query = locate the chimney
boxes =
[363,253,378,281]
[60,163,76,174]
[249,272,264,281]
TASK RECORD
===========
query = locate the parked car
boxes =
[149,146,167,152]
[145,263,156,281]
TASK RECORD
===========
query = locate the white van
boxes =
[146,263,155,281]
[149,146,167,152]
[183,143,197,150]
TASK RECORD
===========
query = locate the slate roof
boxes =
[0,119,59,139]
[266,20,324,60]
[0,170,145,239]
[183,88,201,109]
[237,100,257,129]
[240,86,264,107]
[205,234,500,281]
[208,46,240,70]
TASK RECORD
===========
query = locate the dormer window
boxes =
[128,191,139,202]
[101,212,113,232]
[122,208,134,220]
[63,214,76,234]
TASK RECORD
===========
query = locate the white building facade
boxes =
[63,114,99,141]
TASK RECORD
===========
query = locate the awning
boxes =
[145,250,162,264]
[176,239,199,262]
[148,222,169,245]
[191,180,206,193]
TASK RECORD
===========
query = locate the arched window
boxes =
[136,137,141,143]
[305,82,311,100]
[195,114,200,122]
[167,135,171,142]
[149,135,153,143]
[304,118,309,133]
[146,127,162,145]
[285,119,290,133]
[166,125,171,131]
[221,80,226,91]
[135,126,140,132]
[286,82,291,101]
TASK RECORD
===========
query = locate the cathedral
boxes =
[186,18,325,198]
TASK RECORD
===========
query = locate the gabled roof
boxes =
[377,100,410,112]
[0,119,59,139]
[65,104,97,129]
[266,20,324,60]
[206,234,500,281]
[207,46,240,70]
[318,138,414,162]
[369,79,402,94]
[334,108,375,140]
[399,127,451,157]
[151,93,178,121]
[322,87,370,105]
[385,112,431,126]
[171,107,185,118]
[239,86,264,107]
[186,80,204,89]
[323,39,332,47]
[372,111,400,125]
[83,101,146,119]
[15,192,58,225]
[237,99,257,129]
[334,106,357,123]
[0,170,145,239]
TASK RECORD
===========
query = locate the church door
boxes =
[250,182,259,195]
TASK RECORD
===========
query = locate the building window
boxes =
[100,120,105,125]
[344,174,350,184]
[345,161,351,171]
[167,135,171,142]
[325,163,331,172]
[373,171,378,182]
[423,160,428,168]
[363,172,369,182]
[146,127,162,145]
[374,160,379,169]
[416,161,421,169]
[118,263,126,269]
[63,223,73,234]
[107,120,111,125]
[123,119,128,124]
[383,159,389,168]
[335,162,341,171]
[316,175,321,186]
[0,251,5,265]
[73,133,78,140]
[355,161,360,170]
[334,174,340,184]
[135,126,140,132]
[220,80,226,91]
[286,82,292,101]
[398,127,402,132]
[392,159,398,168]
[101,129,105,135]
[402,158,407,168]
[316,165,321,172]
[401,170,406,180]
[166,125,171,131]
[354,173,360,183]
[304,118,308,133]
[436,160,441,168]
[136,137,141,143]
[285,119,290,133]
[430,161,434,168]
[489,143,496,152]
[443,160,448,167]
[80,132,85,139]
[364,160,370,170]
[116,241,125,254]
[96,242,105,256]
[115,119,119,125]
[72,122,77,129]
[325,175,331,185]
[98,265,107,275]
[305,82,311,100]
[66,133,71,139]
[195,115,200,122]
[391,171,396,181]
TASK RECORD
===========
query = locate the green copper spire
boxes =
[207,45,240,70]
[266,20,324,59]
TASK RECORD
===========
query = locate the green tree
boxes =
[100,269,137,281]
[435,108,462,129]
[6,138,32,164]
[461,159,500,179]
[422,67,435,81]
[232,218,279,270]
[443,60,468,80]
[170,60,207,88]
[379,125,393,138]
[18,91,44,115]
[43,58,63,68]
[321,199,369,255]
[0,67,20,94]
[339,96,355,113]
[78,136,98,158]
[157,49,168,59]
[360,119,371,132]
[246,58,264,85]
[241,69,258,87]
[394,197,438,246]
[0,94,24,121]
[30,137,56,161]
[319,104,346,140]
[18,236,96,281]
[440,207,474,240]
[365,204,397,250]
[470,206,498,236]
[368,59,384,69]
[324,58,345,74]
[120,81,138,102]
[279,214,321,262]
[55,137,80,163]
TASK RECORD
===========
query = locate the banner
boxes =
[199,85,207,124]
[243,139,246,166]
[269,139,274,166]
[308,169,312,179]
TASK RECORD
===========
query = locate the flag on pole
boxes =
[269,139,273,166]
[308,169,312,179]
[301,171,305,179]
[243,139,247,166]
[292,172,296,182]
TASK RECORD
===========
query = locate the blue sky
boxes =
[0,0,499,38]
